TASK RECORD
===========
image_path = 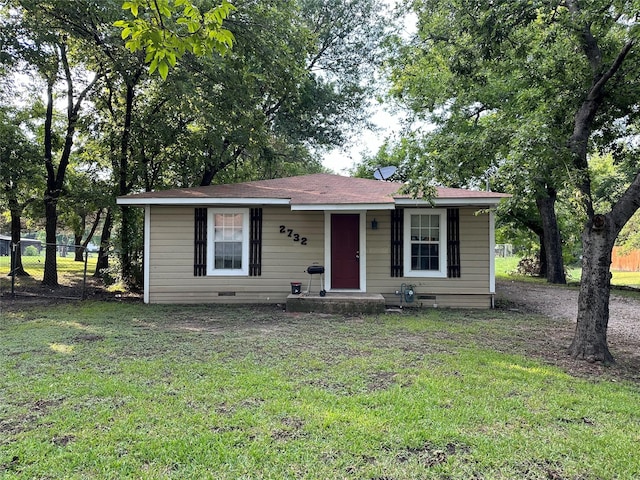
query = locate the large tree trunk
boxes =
[94,208,112,277]
[43,195,59,286]
[74,234,85,262]
[9,199,29,277]
[569,176,640,363]
[42,74,59,287]
[568,214,616,363]
[538,233,547,279]
[536,190,566,284]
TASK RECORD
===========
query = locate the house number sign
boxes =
[279,225,308,245]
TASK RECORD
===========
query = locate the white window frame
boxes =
[403,208,447,278]
[206,208,250,276]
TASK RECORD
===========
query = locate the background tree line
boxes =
[0,0,388,285]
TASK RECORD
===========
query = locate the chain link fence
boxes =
[0,242,95,300]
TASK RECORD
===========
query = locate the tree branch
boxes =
[610,172,640,234]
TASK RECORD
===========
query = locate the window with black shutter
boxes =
[394,207,461,278]
[194,207,263,277]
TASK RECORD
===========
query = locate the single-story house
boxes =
[117,173,509,308]
[0,234,43,256]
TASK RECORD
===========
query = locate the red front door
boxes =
[331,214,360,289]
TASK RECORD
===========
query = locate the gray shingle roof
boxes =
[117,173,510,206]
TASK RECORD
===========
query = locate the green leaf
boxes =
[148,57,159,74]
[158,60,169,80]
[122,2,139,17]
[166,51,177,67]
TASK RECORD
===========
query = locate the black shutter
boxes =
[249,208,262,276]
[391,208,403,277]
[194,208,207,276]
[447,208,461,278]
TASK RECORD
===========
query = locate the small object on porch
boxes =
[305,264,326,297]
[290,282,302,294]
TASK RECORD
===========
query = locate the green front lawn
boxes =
[1,302,639,479]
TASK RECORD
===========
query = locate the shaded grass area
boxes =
[495,256,640,289]
[0,255,99,297]
[0,254,96,278]
[2,303,639,478]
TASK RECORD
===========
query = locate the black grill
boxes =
[305,264,326,296]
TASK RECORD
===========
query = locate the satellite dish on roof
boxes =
[373,166,397,181]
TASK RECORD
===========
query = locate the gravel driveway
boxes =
[496,280,640,378]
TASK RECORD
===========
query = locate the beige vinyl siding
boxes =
[147,205,493,307]
[365,208,492,307]
[380,293,493,309]
[148,206,323,303]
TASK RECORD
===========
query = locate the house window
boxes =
[403,209,447,278]
[207,208,249,276]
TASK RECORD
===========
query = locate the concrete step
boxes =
[286,292,386,314]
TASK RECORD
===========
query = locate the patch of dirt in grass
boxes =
[394,442,471,468]
[304,378,350,394]
[73,333,104,343]
[271,416,306,440]
[366,371,398,391]
[517,459,571,480]
[0,398,64,442]
[32,398,63,412]
[52,434,75,447]
[0,417,27,439]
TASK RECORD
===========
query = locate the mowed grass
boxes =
[495,256,640,288]
[1,303,639,479]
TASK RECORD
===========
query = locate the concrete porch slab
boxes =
[286,292,386,314]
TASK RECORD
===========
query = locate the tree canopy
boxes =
[379,0,640,362]
[0,0,388,286]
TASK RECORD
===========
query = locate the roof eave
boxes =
[290,203,396,211]
[116,197,291,206]
[117,196,507,208]
[395,198,507,207]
